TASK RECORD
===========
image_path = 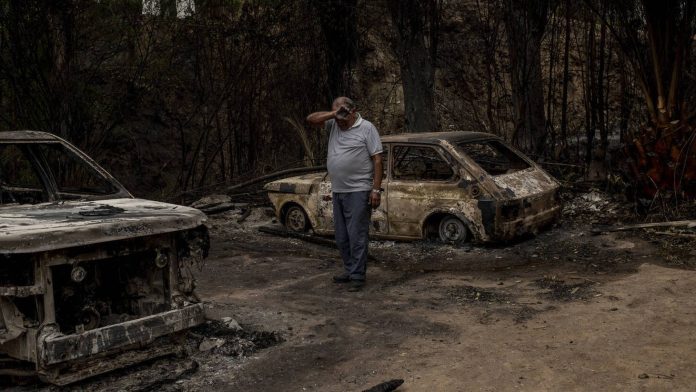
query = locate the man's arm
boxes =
[306,110,337,127]
[370,153,383,208]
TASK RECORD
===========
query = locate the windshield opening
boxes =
[35,143,119,198]
[0,142,120,206]
[0,144,48,205]
[457,140,530,176]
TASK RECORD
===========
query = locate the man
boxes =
[306,97,383,292]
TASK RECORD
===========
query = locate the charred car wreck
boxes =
[266,131,561,244]
[0,131,208,384]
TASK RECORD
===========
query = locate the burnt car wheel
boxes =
[438,216,470,245]
[284,205,309,232]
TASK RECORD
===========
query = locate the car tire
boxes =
[284,205,309,232]
[438,216,470,245]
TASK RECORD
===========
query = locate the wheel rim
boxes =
[439,217,467,243]
[286,207,307,232]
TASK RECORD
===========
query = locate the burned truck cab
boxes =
[0,131,208,384]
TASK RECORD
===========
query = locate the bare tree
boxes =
[502,0,556,156]
[312,0,358,100]
[558,0,572,159]
[387,0,440,132]
[594,0,696,124]
[588,0,696,197]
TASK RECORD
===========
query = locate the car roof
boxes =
[0,130,62,142]
[380,131,500,145]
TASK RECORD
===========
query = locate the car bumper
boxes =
[39,304,204,367]
[497,205,561,240]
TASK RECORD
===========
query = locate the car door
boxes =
[386,144,458,238]
[316,173,334,233]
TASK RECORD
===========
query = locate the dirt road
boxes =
[186,207,696,392]
[15,202,696,392]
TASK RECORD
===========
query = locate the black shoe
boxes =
[332,274,350,283]
[347,280,365,292]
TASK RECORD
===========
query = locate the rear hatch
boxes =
[456,139,560,223]
[490,168,559,221]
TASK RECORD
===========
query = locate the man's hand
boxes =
[335,106,350,120]
[370,191,381,208]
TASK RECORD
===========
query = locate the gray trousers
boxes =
[333,191,371,281]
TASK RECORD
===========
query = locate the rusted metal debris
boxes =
[265,131,561,245]
[0,130,209,385]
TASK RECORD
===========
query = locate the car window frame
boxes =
[380,144,390,181]
[389,143,458,183]
[34,142,124,198]
[456,139,531,176]
[1,139,131,202]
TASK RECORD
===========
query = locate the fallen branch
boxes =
[224,166,326,194]
[258,226,338,249]
[200,202,238,215]
[237,208,252,223]
[258,226,379,261]
[362,379,404,392]
[649,231,696,239]
[200,203,269,216]
[538,161,585,168]
[592,220,696,233]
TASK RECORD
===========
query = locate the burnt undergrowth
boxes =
[447,285,510,304]
[188,320,284,357]
[535,277,596,301]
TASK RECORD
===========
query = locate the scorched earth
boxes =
[10,192,696,392]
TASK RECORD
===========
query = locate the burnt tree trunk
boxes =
[503,0,552,156]
[558,0,572,159]
[545,12,558,157]
[387,0,439,133]
[585,12,609,181]
[312,0,358,100]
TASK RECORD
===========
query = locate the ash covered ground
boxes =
[10,190,696,391]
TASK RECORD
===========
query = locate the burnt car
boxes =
[265,131,560,244]
[0,131,208,384]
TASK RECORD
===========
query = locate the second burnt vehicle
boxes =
[265,131,561,244]
[0,131,208,385]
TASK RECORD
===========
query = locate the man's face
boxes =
[332,102,356,130]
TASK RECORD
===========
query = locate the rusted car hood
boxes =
[264,172,326,194]
[0,198,206,254]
